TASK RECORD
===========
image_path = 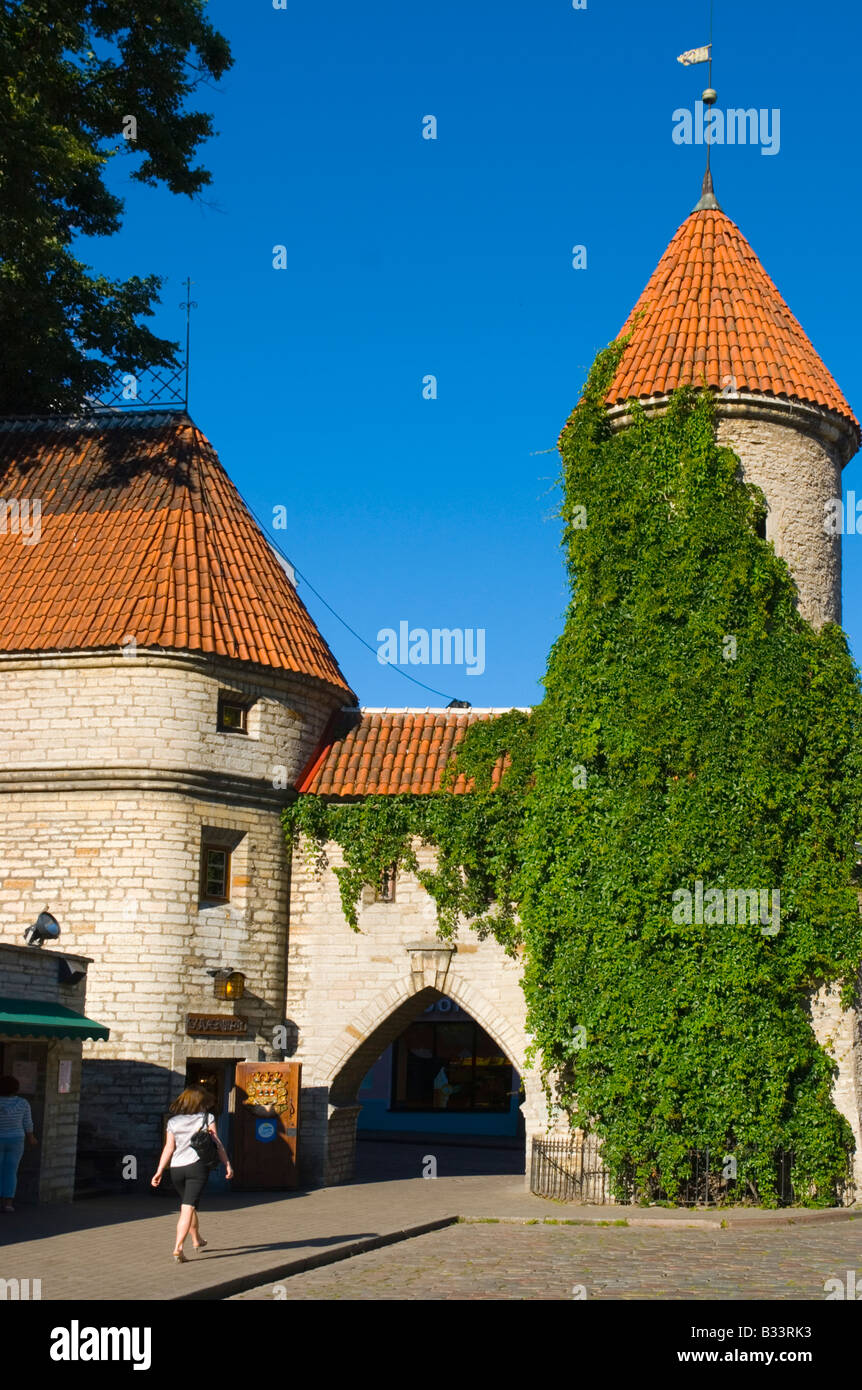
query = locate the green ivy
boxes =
[284,339,862,1206]
[286,708,532,955]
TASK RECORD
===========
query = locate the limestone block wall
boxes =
[0,789,292,1168]
[0,650,340,790]
[0,940,90,1013]
[715,410,843,629]
[810,982,862,1201]
[37,1043,84,1202]
[286,841,546,1186]
[0,650,344,1177]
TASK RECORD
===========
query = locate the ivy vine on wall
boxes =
[285,340,862,1205]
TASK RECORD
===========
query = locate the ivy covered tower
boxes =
[602,174,859,629]
[586,175,862,1187]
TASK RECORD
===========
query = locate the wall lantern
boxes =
[207,968,246,1001]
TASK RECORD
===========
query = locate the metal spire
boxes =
[692,1,721,210]
[178,277,198,408]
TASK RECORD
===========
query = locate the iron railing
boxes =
[530,1138,810,1207]
[530,1133,611,1204]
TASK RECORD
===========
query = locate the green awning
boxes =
[0,997,110,1042]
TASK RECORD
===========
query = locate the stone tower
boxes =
[598,177,862,1190]
[601,175,860,630]
[0,411,353,1179]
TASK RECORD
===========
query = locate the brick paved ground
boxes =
[231,1219,862,1301]
[1,1144,858,1302]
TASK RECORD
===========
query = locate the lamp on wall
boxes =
[207,968,246,1001]
[24,908,60,948]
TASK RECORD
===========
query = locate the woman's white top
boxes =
[168,1111,215,1167]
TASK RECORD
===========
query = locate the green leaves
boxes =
[520,363,862,1204]
[285,348,862,1206]
[0,1,232,411]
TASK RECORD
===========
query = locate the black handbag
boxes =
[190,1113,219,1169]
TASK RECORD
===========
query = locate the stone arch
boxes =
[316,964,534,1185]
[321,971,528,1104]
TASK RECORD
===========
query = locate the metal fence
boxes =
[530,1137,803,1207]
[641,1148,797,1207]
[530,1134,612,1205]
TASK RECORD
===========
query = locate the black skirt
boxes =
[170,1159,210,1208]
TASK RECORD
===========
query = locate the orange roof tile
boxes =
[604,207,859,435]
[296,708,514,796]
[0,412,352,691]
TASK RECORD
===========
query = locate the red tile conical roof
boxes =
[605,206,858,436]
[0,411,352,691]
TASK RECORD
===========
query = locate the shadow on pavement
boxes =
[354,1138,526,1183]
[0,1188,310,1248]
[189,1232,380,1262]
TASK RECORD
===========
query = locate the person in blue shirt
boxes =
[0,1075,37,1212]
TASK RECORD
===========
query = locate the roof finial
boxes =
[694,165,721,212]
[678,0,720,211]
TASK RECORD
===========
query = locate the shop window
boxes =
[391,1020,512,1113]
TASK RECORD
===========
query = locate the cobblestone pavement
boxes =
[231,1219,862,1300]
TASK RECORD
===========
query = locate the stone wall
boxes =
[0,650,342,1180]
[285,840,546,1187]
[810,983,862,1201]
[38,1043,84,1202]
[715,409,843,629]
[0,650,340,792]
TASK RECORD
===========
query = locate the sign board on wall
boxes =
[58,1060,72,1094]
[186,1014,248,1037]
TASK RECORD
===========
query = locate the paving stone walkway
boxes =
[1,1158,858,1302]
[231,1219,862,1301]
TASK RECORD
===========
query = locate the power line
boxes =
[239,493,466,704]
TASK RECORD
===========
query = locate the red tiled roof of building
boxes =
[603,207,858,433]
[296,708,519,796]
[0,412,351,691]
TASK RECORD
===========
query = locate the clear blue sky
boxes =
[83,0,862,706]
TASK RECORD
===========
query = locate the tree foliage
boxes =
[0,0,231,412]
[287,342,862,1204]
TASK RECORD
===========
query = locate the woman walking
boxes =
[151,1087,233,1262]
[0,1075,37,1212]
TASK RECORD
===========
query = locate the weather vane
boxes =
[677,0,718,207]
[178,276,198,408]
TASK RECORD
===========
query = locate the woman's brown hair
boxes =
[170,1087,213,1116]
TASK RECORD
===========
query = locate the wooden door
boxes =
[232,1062,301,1189]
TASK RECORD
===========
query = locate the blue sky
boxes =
[84,0,862,706]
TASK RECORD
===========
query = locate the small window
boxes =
[218,697,248,733]
[201,845,231,903]
[375,866,397,903]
